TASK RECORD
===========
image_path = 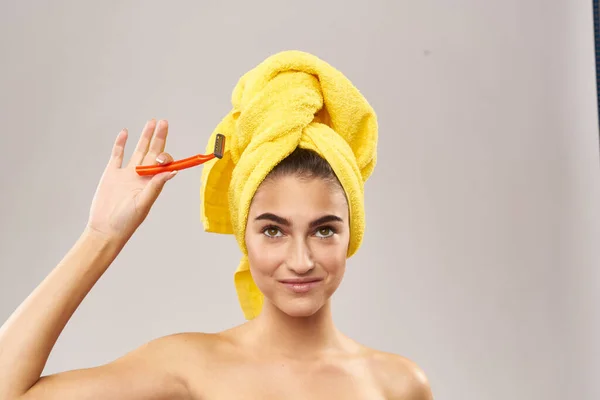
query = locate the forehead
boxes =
[249,175,348,219]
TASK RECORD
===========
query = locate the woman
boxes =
[0,52,434,399]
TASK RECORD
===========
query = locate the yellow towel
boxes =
[200,50,378,319]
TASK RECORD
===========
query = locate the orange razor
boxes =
[136,133,225,176]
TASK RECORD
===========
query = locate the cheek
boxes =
[314,244,347,282]
[245,234,283,276]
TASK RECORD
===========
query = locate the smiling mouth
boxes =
[278,278,323,293]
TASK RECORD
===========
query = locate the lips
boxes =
[279,278,322,284]
[279,278,323,293]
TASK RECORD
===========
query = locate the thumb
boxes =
[139,170,178,207]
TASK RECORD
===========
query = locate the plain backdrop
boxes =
[1,1,598,399]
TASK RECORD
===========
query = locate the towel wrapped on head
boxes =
[200,50,378,319]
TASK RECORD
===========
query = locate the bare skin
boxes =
[0,119,433,400]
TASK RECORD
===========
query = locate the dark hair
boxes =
[265,147,343,190]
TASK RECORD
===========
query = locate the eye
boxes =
[262,226,283,238]
[315,226,335,238]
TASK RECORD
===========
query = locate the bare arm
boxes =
[22,332,191,400]
[0,119,183,400]
[0,229,121,398]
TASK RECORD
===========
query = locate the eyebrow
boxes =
[254,213,344,228]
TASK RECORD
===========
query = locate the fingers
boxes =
[155,152,174,165]
[127,119,157,167]
[141,119,169,166]
[108,128,128,168]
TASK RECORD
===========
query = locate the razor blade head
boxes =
[214,133,225,159]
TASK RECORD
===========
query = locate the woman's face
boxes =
[245,174,350,317]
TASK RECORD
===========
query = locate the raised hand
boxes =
[86,119,177,243]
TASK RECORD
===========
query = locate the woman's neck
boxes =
[244,301,347,360]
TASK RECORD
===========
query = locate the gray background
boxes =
[0,1,598,399]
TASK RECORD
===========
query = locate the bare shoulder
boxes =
[140,331,224,363]
[147,331,219,349]
[143,330,242,371]
[20,332,223,400]
[365,348,434,400]
[118,331,224,382]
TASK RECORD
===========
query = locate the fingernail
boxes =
[167,170,178,180]
[156,156,165,164]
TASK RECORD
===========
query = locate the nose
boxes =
[285,237,315,275]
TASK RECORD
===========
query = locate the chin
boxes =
[275,297,326,318]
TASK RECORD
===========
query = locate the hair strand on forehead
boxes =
[266,147,342,187]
